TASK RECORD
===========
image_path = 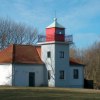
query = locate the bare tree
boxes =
[0,17,38,49]
[70,44,84,60]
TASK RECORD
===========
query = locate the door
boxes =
[29,72,35,87]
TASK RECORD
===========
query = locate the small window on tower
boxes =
[59,51,64,58]
[48,70,51,80]
[59,32,62,34]
[47,51,51,58]
[59,70,64,79]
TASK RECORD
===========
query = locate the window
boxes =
[56,29,65,34]
[48,70,51,80]
[60,51,64,58]
[47,51,51,58]
[73,69,79,79]
[59,70,64,79]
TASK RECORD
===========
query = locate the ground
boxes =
[0,87,100,100]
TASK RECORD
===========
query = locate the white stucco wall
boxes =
[55,43,70,87]
[39,41,84,88]
[41,43,55,87]
[69,66,84,88]
[40,42,70,87]
[0,64,12,86]
[13,64,47,87]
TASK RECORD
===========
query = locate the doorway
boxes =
[29,72,35,87]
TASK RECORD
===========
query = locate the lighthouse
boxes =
[46,18,65,42]
[38,18,71,87]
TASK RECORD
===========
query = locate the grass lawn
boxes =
[0,87,100,100]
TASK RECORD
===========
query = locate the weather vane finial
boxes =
[54,10,57,22]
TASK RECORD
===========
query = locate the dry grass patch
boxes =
[0,87,100,100]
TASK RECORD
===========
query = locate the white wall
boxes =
[41,42,70,87]
[0,64,12,86]
[13,64,47,87]
[41,43,55,87]
[39,41,84,88]
[55,43,70,87]
[69,66,84,88]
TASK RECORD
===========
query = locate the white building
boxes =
[0,18,85,88]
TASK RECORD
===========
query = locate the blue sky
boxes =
[0,0,100,49]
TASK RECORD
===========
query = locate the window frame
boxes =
[73,69,79,79]
[56,29,65,35]
[47,51,51,58]
[59,70,64,79]
[59,51,64,58]
[48,70,51,80]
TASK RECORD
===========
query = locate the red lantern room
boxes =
[46,18,65,42]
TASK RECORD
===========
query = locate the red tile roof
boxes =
[0,44,84,66]
[0,44,43,64]
[70,57,84,66]
[0,45,13,63]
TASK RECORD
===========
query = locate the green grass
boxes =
[0,87,100,100]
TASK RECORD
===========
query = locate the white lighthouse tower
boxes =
[38,18,72,87]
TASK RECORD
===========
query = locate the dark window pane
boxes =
[73,69,79,79]
[59,70,64,79]
[47,51,51,58]
[48,70,51,80]
[59,51,64,58]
